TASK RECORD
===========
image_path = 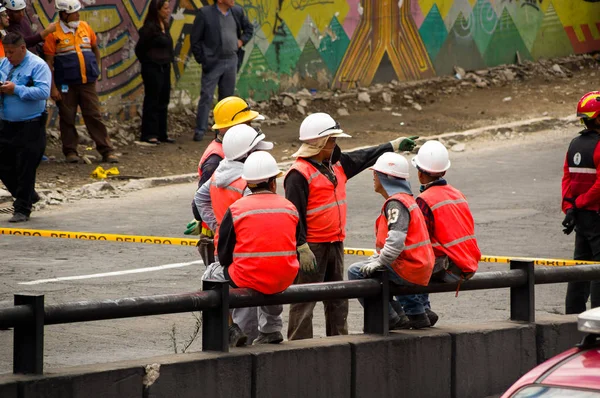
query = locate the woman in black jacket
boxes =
[135,0,174,144]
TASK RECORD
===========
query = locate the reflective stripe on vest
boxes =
[566,131,600,210]
[375,193,434,286]
[198,140,224,178]
[209,175,246,250]
[418,184,481,273]
[228,194,300,294]
[51,22,99,86]
[286,158,347,243]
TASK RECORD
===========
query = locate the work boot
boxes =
[407,313,431,329]
[426,309,439,327]
[390,315,411,330]
[9,212,29,223]
[65,153,80,163]
[229,323,247,347]
[253,331,283,345]
[193,131,204,141]
[102,154,119,164]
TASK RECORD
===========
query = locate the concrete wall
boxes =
[22,0,600,122]
[0,316,585,398]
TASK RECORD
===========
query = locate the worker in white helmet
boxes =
[203,151,300,345]
[285,112,419,340]
[412,140,481,326]
[4,0,55,55]
[348,152,435,330]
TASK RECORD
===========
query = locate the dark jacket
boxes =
[135,22,174,65]
[190,4,253,72]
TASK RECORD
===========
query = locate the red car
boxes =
[502,308,600,398]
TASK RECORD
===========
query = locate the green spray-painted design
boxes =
[531,3,574,59]
[318,16,350,74]
[506,1,544,51]
[297,38,331,83]
[434,12,486,75]
[264,21,302,75]
[471,0,498,55]
[419,4,448,61]
[236,46,280,101]
[483,8,532,66]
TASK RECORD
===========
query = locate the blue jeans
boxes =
[347,261,425,318]
[195,57,238,136]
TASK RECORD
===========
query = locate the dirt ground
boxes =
[38,55,599,189]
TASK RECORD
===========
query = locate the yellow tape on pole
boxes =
[1,228,598,267]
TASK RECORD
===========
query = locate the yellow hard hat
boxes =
[212,96,260,130]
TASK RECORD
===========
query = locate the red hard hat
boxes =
[577,91,600,120]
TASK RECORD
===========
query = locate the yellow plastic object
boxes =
[91,166,120,179]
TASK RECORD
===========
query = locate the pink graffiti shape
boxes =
[342,0,361,38]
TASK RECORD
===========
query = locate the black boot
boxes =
[407,313,431,329]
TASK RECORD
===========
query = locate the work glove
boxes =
[297,243,318,274]
[562,208,576,235]
[390,136,419,152]
[360,259,384,276]
[184,219,201,235]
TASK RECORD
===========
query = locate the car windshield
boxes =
[512,386,600,397]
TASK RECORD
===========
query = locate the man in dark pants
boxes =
[190,0,253,142]
[0,32,50,222]
[284,112,418,340]
[562,91,600,314]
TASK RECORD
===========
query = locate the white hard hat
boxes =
[411,140,451,174]
[4,0,26,11]
[222,124,273,161]
[298,112,351,141]
[370,152,409,179]
[55,0,81,13]
[0,6,6,13]
[242,151,283,184]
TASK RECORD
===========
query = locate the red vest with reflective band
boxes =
[197,140,224,178]
[418,185,481,273]
[228,193,300,294]
[376,193,434,286]
[565,130,600,210]
[209,174,246,249]
[287,158,347,243]
[45,22,99,86]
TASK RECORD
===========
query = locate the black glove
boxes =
[562,208,576,235]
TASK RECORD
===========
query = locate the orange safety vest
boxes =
[197,140,224,178]
[0,41,4,58]
[228,193,300,294]
[286,158,347,243]
[418,185,481,274]
[43,21,99,86]
[375,193,434,286]
[209,174,246,250]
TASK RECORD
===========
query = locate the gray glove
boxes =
[390,136,419,152]
[360,259,384,276]
[297,243,318,274]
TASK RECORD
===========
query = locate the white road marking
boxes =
[19,260,204,285]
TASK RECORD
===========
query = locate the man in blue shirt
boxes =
[0,32,50,222]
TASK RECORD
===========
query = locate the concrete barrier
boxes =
[351,329,452,398]
[535,314,583,364]
[144,351,252,398]
[0,377,17,398]
[437,322,536,398]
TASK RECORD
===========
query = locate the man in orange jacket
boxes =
[202,151,299,346]
[348,152,435,330]
[413,140,481,326]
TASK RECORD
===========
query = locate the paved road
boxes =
[0,127,581,373]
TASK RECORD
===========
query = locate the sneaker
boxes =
[390,315,411,330]
[228,323,247,347]
[9,212,29,223]
[407,313,431,329]
[65,153,80,163]
[426,309,439,327]
[102,154,119,164]
[253,331,283,345]
[193,131,204,142]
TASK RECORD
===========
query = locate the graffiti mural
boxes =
[21,0,600,114]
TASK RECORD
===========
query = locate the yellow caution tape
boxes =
[1,228,597,267]
[91,166,120,179]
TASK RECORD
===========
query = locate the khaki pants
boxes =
[287,241,348,340]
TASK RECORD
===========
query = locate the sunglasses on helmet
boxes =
[231,106,251,121]
[317,123,341,136]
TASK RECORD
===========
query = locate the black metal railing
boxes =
[2,260,600,375]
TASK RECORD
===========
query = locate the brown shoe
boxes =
[102,154,119,164]
[65,153,80,163]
